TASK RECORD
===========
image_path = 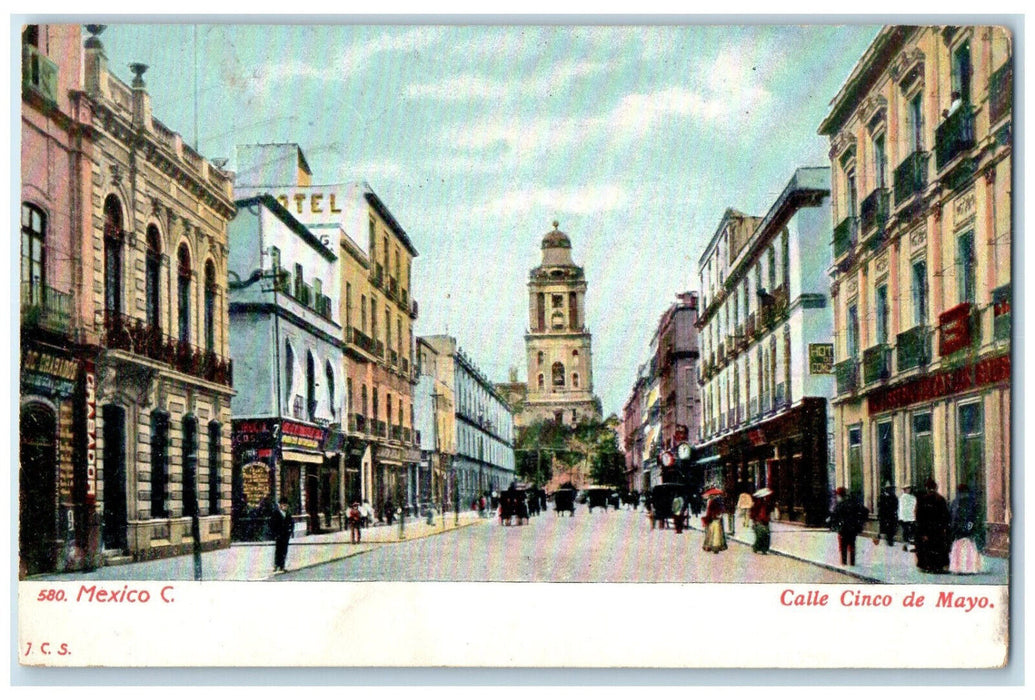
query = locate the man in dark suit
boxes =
[271,498,294,573]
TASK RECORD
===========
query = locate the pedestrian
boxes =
[898,485,917,551]
[270,497,294,573]
[915,479,951,573]
[347,501,363,544]
[949,484,985,574]
[701,492,727,553]
[750,488,773,554]
[831,487,868,566]
[877,484,898,547]
[672,494,686,533]
[736,488,754,529]
[384,498,395,526]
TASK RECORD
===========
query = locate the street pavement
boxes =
[30,506,1008,584]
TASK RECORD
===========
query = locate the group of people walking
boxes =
[831,480,984,574]
[660,486,774,555]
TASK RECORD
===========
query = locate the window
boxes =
[306,351,316,421]
[270,246,281,273]
[326,362,336,419]
[150,412,169,518]
[368,219,376,258]
[371,299,378,340]
[952,40,972,105]
[846,304,860,358]
[398,398,403,427]
[768,246,776,290]
[537,351,544,365]
[385,309,391,347]
[908,92,924,152]
[848,425,863,498]
[146,227,162,329]
[572,372,580,388]
[360,295,367,333]
[873,133,887,188]
[21,203,45,305]
[204,260,216,353]
[387,393,393,426]
[294,263,303,299]
[537,373,545,390]
[208,421,221,515]
[568,291,578,329]
[958,231,976,304]
[103,196,123,315]
[912,259,928,326]
[875,284,889,345]
[552,294,563,308]
[781,231,790,289]
[877,420,894,493]
[182,416,198,517]
[572,349,579,358]
[361,385,368,417]
[911,412,933,490]
[846,170,858,217]
[345,282,352,328]
[177,244,191,343]
[284,341,295,398]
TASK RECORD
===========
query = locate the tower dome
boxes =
[541,220,574,266]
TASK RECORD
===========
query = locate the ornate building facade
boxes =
[820,26,1012,556]
[521,222,601,427]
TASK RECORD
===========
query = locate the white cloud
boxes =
[404,59,607,102]
[474,184,629,217]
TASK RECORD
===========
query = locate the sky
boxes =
[97,22,881,418]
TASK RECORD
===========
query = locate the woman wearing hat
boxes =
[701,489,728,553]
[750,488,773,554]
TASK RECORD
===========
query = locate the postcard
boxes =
[16,20,1012,669]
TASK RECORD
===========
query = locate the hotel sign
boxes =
[938,303,973,356]
[809,343,834,374]
[281,420,326,452]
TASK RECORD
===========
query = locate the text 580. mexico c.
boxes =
[36,585,176,604]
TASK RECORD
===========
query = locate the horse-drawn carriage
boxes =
[650,482,690,530]
[553,485,576,516]
[499,484,531,525]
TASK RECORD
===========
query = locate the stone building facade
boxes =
[819,26,1012,555]
[522,222,601,427]
[82,28,236,562]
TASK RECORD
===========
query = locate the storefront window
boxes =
[150,412,169,518]
[877,420,894,491]
[958,401,985,545]
[848,426,863,498]
[912,412,933,489]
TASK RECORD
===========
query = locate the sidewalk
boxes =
[33,510,487,582]
[698,516,1009,585]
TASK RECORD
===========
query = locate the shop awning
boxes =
[282,450,323,464]
[641,425,659,460]
[693,455,722,466]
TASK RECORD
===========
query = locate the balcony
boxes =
[989,61,1013,126]
[374,340,385,359]
[354,414,368,434]
[372,265,384,289]
[746,313,757,339]
[833,216,858,262]
[859,188,890,246]
[348,326,377,356]
[862,344,891,385]
[835,359,859,395]
[893,150,929,208]
[388,277,398,301]
[21,282,71,335]
[103,312,233,386]
[935,105,976,171]
[775,382,787,408]
[314,294,333,320]
[390,425,403,442]
[402,427,412,444]
[389,349,398,367]
[22,43,58,104]
[896,325,931,371]
[750,396,759,419]
[372,419,387,439]
[348,414,358,432]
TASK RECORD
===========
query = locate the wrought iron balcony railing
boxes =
[21,281,71,334]
[935,105,976,171]
[103,312,232,386]
[989,61,1013,126]
[833,216,858,261]
[860,188,890,240]
[896,325,931,371]
[893,150,929,208]
[862,344,892,385]
[835,358,859,396]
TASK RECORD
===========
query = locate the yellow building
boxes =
[83,29,237,562]
[819,26,1012,556]
[415,337,457,509]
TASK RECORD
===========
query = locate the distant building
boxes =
[696,168,835,526]
[414,337,457,510]
[520,221,602,427]
[819,26,1012,555]
[421,335,516,508]
[227,195,346,538]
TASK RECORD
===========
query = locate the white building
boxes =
[420,335,516,508]
[227,194,347,538]
[694,167,835,525]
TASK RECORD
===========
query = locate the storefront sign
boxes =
[241,462,272,509]
[939,303,973,356]
[84,366,96,500]
[21,348,78,397]
[809,343,834,374]
[748,429,767,447]
[281,420,326,452]
[867,353,1010,415]
[232,419,279,450]
[274,191,344,216]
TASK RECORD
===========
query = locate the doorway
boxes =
[102,405,128,551]
[20,403,57,575]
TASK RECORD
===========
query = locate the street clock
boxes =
[677,442,691,461]
[659,451,675,468]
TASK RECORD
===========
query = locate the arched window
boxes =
[284,340,295,399]
[146,226,162,329]
[306,351,316,420]
[103,196,124,315]
[21,203,46,306]
[537,351,544,365]
[552,362,565,387]
[572,373,580,388]
[204,260,216,353]
[325,361,336,419]
[537,374,544,390]
[177,244,191,343]
[572,349,579,358]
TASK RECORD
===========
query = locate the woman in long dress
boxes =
[702,495,728,553]
[949,484,984,574]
